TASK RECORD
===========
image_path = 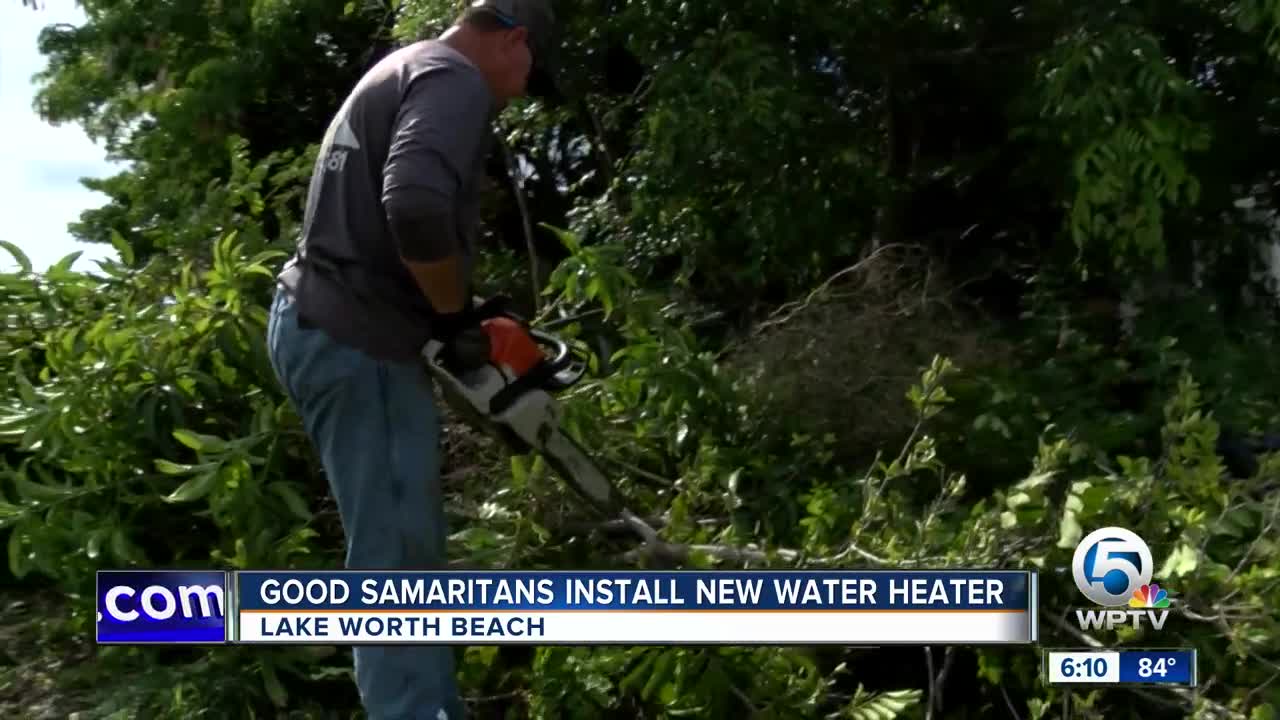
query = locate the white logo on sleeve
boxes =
[324,117,360,173]
[333,118,360,150]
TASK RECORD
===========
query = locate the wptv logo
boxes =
[1072,527,1172,632]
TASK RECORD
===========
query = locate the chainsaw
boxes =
[421,300,661,546]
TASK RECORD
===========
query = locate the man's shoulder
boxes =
[351,39,489,118]
[380,39,485,83]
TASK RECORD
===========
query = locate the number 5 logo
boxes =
[1072,527,1153,606]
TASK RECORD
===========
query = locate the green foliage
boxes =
[1237,0,1280,58]
[0,234,313,580]
[1027,24,1212,268]
[622,28,871,301]
[32,0,385,258]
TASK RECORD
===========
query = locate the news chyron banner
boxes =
[97,569,1038,645]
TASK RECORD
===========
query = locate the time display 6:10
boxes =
[1061,656,1108,678]
[1046,651,1120,684]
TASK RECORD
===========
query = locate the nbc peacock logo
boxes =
[1128,583,1171,609]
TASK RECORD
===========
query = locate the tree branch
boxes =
[925,647,937,720]
[999,685,1023,720]
[935,646,956,716]
[497,133,541,313]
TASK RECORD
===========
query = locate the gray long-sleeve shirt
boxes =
[278,39,495,363]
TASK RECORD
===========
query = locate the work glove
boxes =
[433,304,491,374]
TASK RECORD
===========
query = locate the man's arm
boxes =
[382,66,493,316]
[402,256,469,314]
[384,182,470,314]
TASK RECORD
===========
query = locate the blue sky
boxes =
[0,0,122,273]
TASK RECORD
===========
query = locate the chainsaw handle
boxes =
[529,329,586,390]
[472,295,518,322]
[426,296,587,393]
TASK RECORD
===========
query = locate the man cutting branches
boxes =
[266,2,559,718]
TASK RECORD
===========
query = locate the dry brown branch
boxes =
[745,243,916,337]
[721,243,1007,455]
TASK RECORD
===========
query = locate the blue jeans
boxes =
[266,288,465,720]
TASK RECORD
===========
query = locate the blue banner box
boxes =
[96,570,229,644]
[1119,649,1196,685]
